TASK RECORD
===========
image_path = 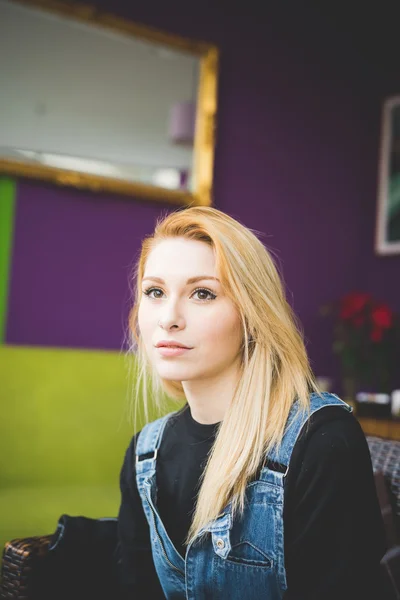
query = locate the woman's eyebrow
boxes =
[142,276,220,284]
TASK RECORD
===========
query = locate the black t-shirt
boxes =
[116,403,387,599]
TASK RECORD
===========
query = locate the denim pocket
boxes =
[226,541,273,569]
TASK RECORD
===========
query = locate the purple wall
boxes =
[6,2,400,390]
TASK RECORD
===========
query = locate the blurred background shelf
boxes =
[358,416,400,441]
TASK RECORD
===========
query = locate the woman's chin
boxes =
[157,366,197,381]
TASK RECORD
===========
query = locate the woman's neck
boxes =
[182,360,241,424]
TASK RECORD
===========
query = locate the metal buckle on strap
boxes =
[136,448,158,464]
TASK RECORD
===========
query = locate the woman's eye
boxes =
[142,287,216,302]
[193,288,217,301]
[143,287,163,299]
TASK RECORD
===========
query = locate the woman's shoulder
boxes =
[290,402,369,475]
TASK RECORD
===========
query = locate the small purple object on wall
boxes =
[168,101,196,145]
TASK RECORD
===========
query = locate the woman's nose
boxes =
[158,307,184,330]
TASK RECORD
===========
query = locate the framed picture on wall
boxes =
[376,95,400,255]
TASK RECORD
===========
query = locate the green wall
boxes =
[0,177,16,344]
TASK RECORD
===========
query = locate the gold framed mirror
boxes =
[0,0,218,206]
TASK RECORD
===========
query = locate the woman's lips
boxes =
[157,346,192,357]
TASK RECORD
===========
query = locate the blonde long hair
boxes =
[128,205,320,546]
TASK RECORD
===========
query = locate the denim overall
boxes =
[135,392,352,599]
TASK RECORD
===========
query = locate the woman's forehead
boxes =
[145,238,216,271]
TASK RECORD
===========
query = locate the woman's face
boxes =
[138,237,243,383]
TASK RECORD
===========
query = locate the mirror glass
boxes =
[0,0,210,198]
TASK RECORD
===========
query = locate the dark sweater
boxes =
[116,403,387,599]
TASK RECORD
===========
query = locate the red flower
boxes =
[371,304,393,329]
[321,292,397,388]
[339,292,371,320]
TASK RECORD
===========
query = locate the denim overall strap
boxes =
[135,411,187,598]
[135,413,172,479]
[267,391,353,475]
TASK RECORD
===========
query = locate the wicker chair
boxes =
[1,535,52,599]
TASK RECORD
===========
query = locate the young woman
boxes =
[116,206,386,599]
